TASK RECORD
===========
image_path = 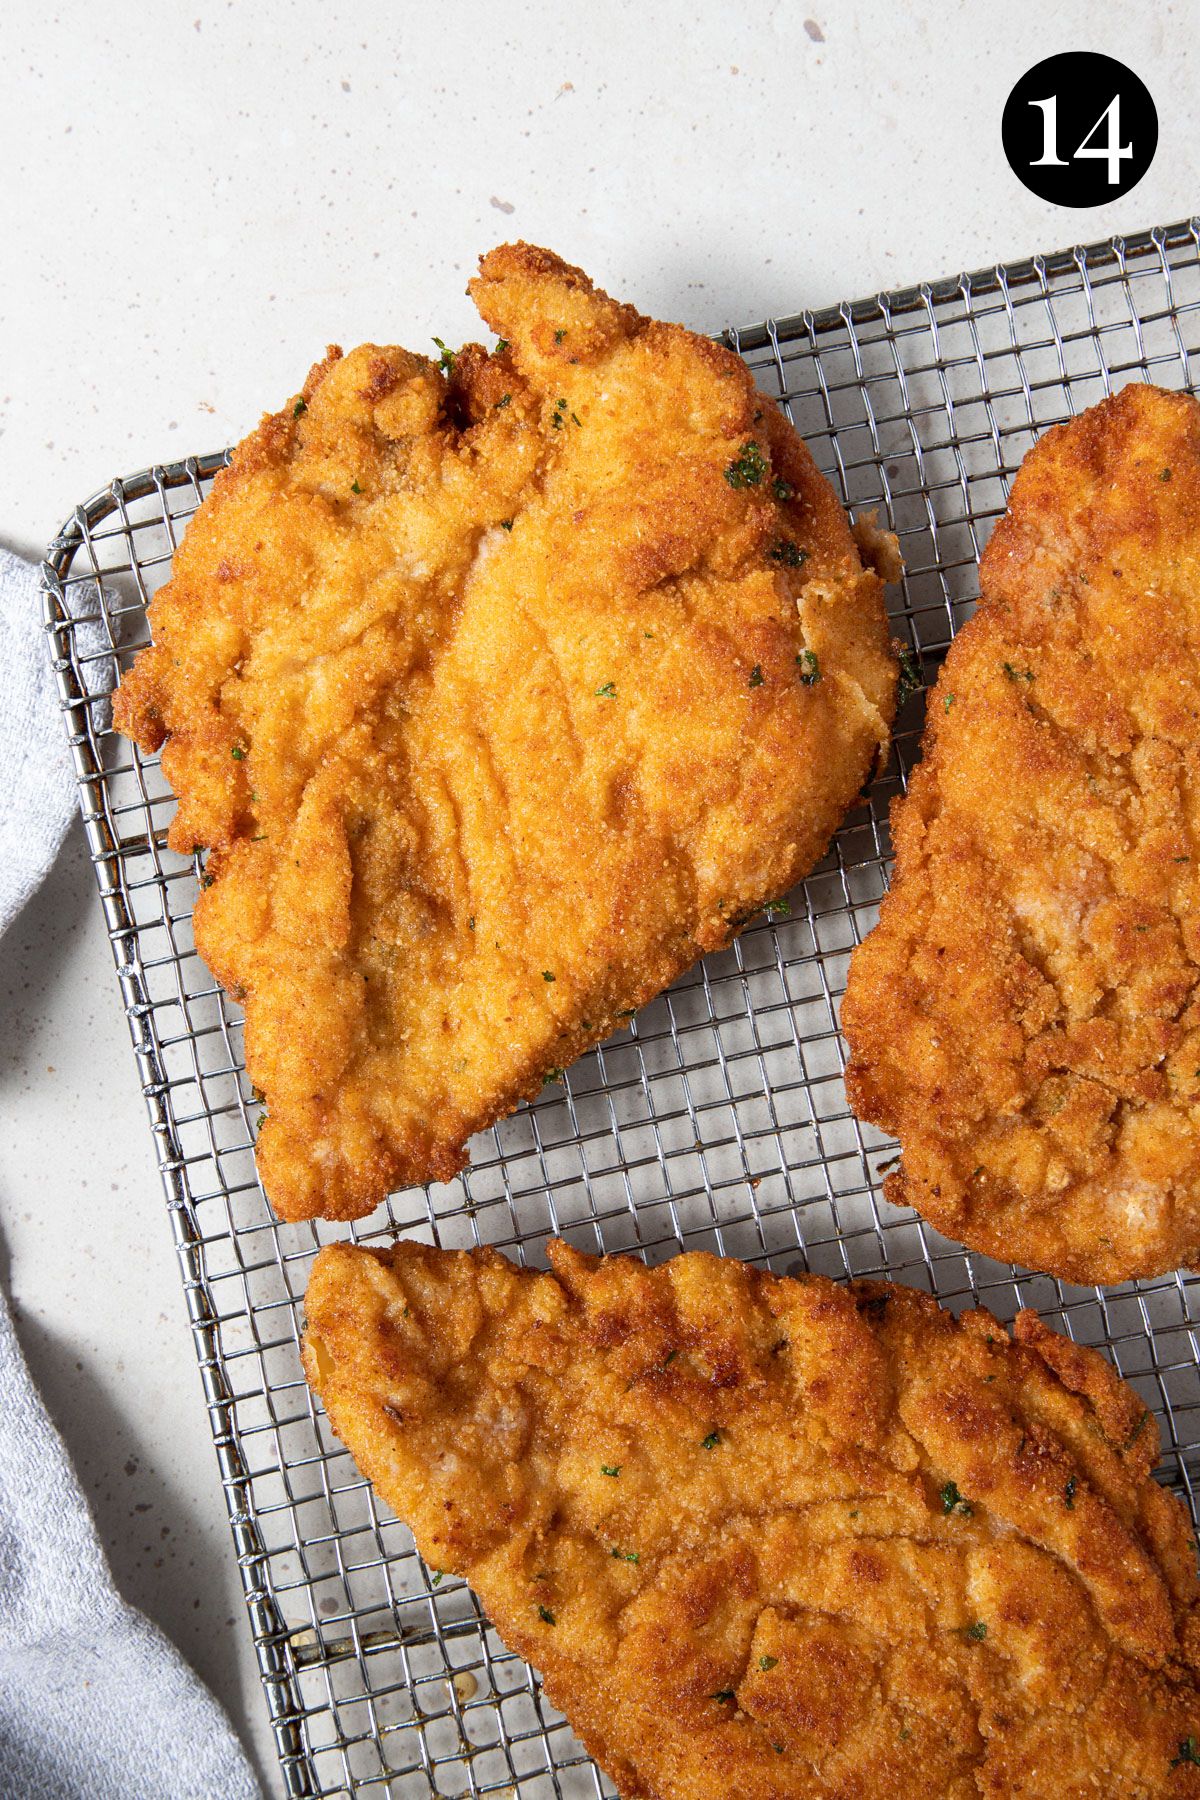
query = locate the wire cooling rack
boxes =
[41,218,1200,1799]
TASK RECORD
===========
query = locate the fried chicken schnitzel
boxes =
[113,244,896,1222]
[302,1238,1200,1798]
[843,383,1200,1284]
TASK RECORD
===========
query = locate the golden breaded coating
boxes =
[113,244,896,1222]
[302,1239,1200,1799]
[843,383,1200,1283]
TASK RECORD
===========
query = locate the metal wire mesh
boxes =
[40,217,1200,1799]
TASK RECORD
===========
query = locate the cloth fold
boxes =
[0,549,82,936]
[0,548,262,1800]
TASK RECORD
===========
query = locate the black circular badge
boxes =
[1002,53,1157,207]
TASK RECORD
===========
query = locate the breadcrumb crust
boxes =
[115,245,895,1222]
[303,1239,1200,1798]
[843,383,1200,1283]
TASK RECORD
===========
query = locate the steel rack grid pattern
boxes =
[40,216,1200,1798]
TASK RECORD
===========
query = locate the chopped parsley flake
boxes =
[773,477,794,502]
[797,649,821,686]
[537,1604,556,1625]
[1172,1737,1200,1768]
[941,1481,974,1517]
[1160,467,1173,482]
[554,329,567,342]
[1064,1475,1077,1510]
[543,1066,564,1085]
[764,899,791,920]
[292,398,306,418]
[701,1430,721,1450]
[571,411,582,427]
[431,1571,444,1587]
[711,1689,736,1705]
[496,393,512,408]
[595,681,616,698]
[1125,1412,1150,1450]
[896,644,923,705]
[748,664,764,688]
[1002,661,1034,682]
[468,916,476,930]
[944,693,956,713]
[351,479,362,494]
[965,1621,987,1641]
[767,538,806,567]
[432,336,455,373]
[542,970,556,982]
[611,1547,639,1563]
[600,1464,621,1478]
[230,745,245,760]
[724,441,768,489]
[500,518,513,531]
[199,872,215,890]
[494,338,509,353]
[758,1655,778,1671]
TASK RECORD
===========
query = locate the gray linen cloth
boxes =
[0,546,262,1800]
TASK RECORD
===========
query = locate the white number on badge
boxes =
[1073,95,1133,186]
[1028,96,1068,166]
[1028,92,1132,185]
